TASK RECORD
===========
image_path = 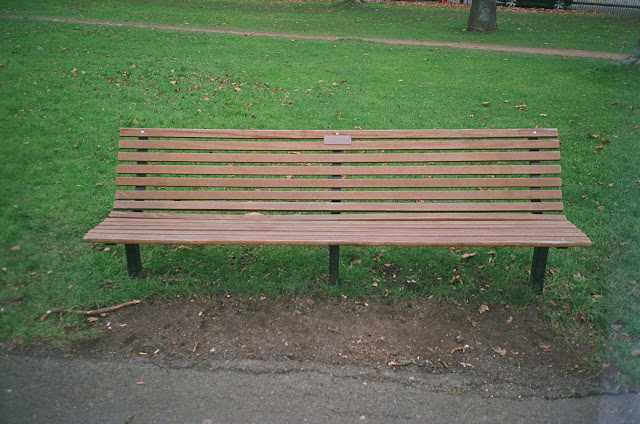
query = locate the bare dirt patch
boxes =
[55,295,603,398]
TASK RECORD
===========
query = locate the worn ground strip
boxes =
[1,15,628,60]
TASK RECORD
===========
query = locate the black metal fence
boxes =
[389,0,640,14]
[572,0,640,14]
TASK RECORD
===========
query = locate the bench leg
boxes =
[530,247,549,294]
[329,245,340,284]
[125,244,142,277]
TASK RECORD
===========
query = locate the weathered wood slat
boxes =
[93,221,578,232]
[117,164,562,176]
[108,211,570,221]
[115,189,563,201]
[119,139,560,151]
[116,177,562,189]
[113,200,564,213]
[87,229,588,242]
[118,151,561,163]
[85,235,588,248]
[120,128,559,139]
[89,220,585,234]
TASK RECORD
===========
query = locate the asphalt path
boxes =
[2,354,639,424]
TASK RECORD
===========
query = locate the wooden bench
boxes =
[84,128,591,293]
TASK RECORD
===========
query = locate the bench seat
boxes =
[86,212,590,248]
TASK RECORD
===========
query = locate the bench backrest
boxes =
[115,128,564,214]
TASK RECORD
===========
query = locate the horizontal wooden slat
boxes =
[119,139,560,151]
[88,228,588,240]
[120,128,559,139]
[91,220,584,235]
[113,200,564,213]
[95,218,576,230]
[115,190,563,201]
[108,211,571,221]
[116,177,562,189]
[85,234,590,247]
[117,164,561,176]
[118,151,561,164]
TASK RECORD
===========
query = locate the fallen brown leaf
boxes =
[537,342,552,353]
[493,347,506,356]
[465,316,478,328]
[349,258,362,268]
[478,305,489,314]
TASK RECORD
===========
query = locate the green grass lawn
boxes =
[0,4,639,387]
[1,0,639,53]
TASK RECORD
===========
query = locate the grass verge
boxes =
[0,12,639,387]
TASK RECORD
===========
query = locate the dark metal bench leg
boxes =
[329,245,340,284]
[125,244,142,277]
[530,247,549,294]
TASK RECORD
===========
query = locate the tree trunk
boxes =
[467,0,497,33]
[621,37,640,65]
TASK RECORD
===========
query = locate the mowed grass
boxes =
[0,12,639,386]
[1,0,639,53]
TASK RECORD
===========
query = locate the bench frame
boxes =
[85,128,591,293]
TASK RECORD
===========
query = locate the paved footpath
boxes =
[2,354,639,424]
[0,16,628,61]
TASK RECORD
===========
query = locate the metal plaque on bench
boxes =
[324,135,352,145]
